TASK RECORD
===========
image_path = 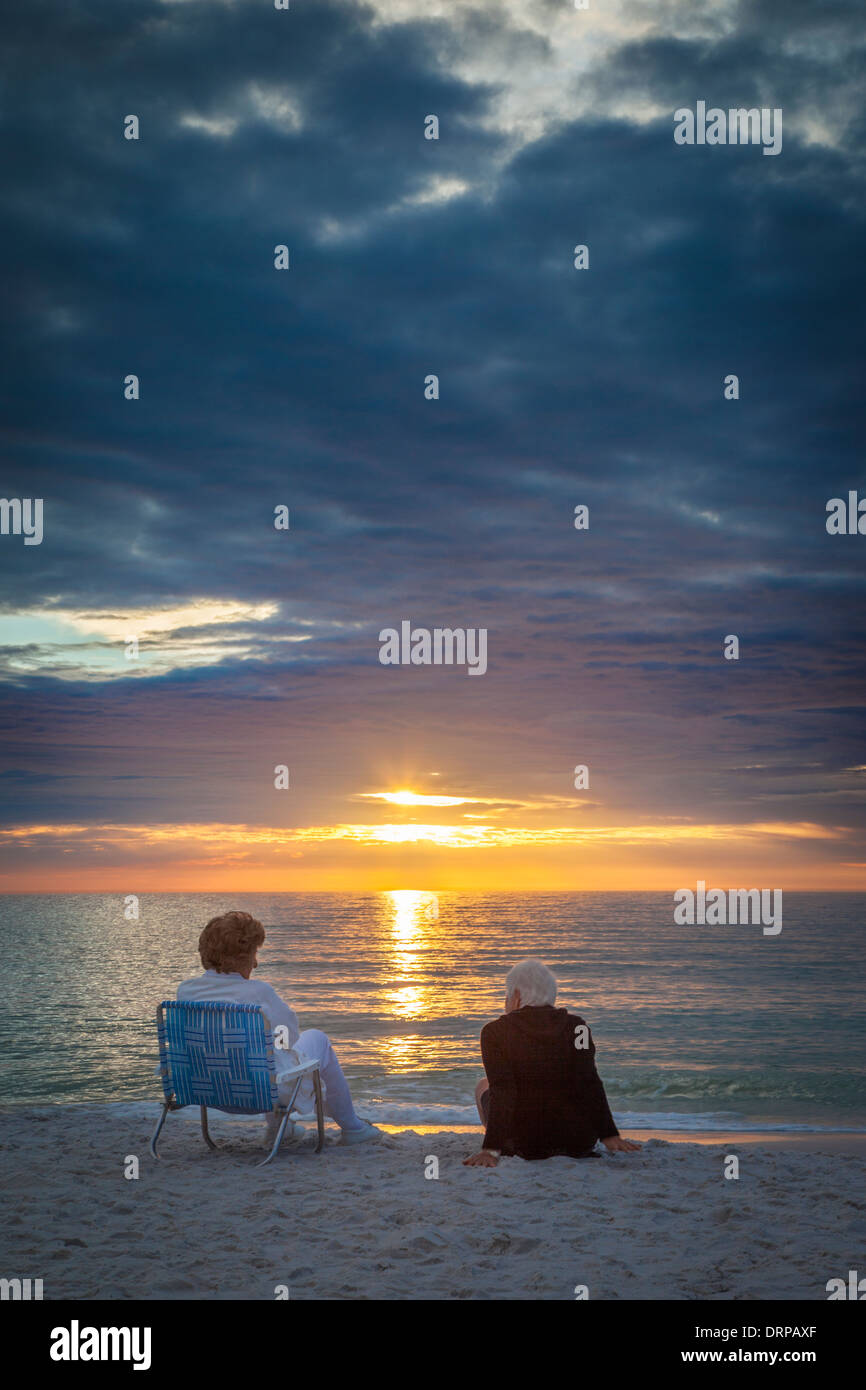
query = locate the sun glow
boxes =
[0,821,853,892]
[363,789,470,807]
[0,819,842,851]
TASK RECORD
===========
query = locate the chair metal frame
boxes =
[150,1001,326,1166]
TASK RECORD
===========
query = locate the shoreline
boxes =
[3,1104,865,1152]
[376,1124,866,1153]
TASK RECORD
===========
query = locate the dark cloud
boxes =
[0,0,864,861]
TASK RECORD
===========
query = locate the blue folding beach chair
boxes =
[150,1000,325,1166]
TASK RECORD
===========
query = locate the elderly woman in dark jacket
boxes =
[464,959,641,1166]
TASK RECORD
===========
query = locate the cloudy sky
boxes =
[1,0,864,890]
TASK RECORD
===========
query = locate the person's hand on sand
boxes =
[603,1135,642,1152]
[463,1148,500,1167]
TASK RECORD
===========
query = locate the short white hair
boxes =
[505,958,557,1007]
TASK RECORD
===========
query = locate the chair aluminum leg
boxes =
[256,1107,294,1167]
[200,1105,217,1150]
[313,1070,325,1154]
[256,1071,304,1167]
[150,1101,171,1159]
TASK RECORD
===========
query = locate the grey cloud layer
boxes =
[0,0,864,840]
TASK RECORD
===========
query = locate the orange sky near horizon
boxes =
[1,794,863,892]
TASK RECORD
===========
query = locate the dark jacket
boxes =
[481,1005,619,1160]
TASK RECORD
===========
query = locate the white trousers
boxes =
[276,1028,361,1131]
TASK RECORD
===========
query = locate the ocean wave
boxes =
[353,1100,866,1133]
[599,1070,866,1105]
[3,1098,865,1133]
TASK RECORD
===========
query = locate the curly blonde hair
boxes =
[198,910,265,973]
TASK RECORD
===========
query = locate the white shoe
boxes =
[339,1120,381,1145]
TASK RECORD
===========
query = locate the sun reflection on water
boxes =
[389,889,439,939]
[380,890,438,1049]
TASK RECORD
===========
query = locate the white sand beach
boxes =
[2,1106,864,1300]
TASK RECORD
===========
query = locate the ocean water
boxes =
[1,892,864,1132]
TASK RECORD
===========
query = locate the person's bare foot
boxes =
[602,1135,642,1152]
[463,1149,499,1167]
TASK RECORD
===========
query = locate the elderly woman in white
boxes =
[176,910,378,1145]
